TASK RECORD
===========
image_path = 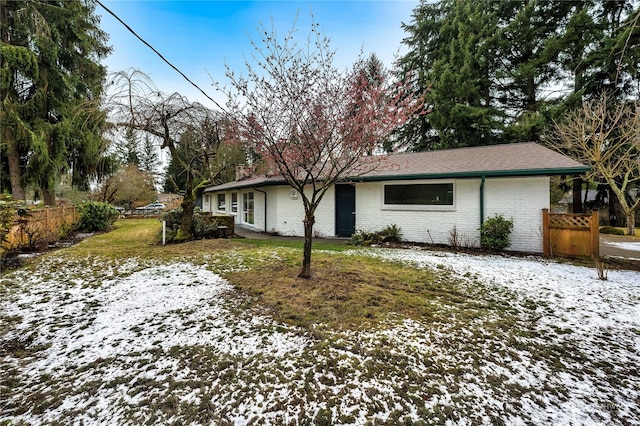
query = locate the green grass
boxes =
[46,219,517,332]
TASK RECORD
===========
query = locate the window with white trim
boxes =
[217,193,226,210]
[231,192,238,213]
[243,192,254,224]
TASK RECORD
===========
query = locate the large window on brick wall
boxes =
[383,182,454,209]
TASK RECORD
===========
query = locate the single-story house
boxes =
[202,142,589,253]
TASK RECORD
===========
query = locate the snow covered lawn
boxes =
[1,248,638,425]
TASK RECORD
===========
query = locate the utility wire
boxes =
[96,0,227,112]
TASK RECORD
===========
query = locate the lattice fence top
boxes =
[549,214,592,229]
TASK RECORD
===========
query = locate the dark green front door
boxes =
[335,184,355,237]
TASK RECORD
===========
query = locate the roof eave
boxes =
[203,180,288,192]
[356,167,590,182]
[204,166,590,191]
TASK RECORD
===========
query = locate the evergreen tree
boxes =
[396,0,640,151]
[496,1,576,143]
[398,0,504,150]
[588,1,637,97]
[115,127,141,167]
[0,0,110,204]
[139,135,160,183]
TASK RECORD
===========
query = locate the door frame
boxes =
[335,184,356,237]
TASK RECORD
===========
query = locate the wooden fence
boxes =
[2,206,79,252]
[542,209,599,259]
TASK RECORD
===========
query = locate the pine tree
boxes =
[139,135,160,183]
[116,128,141,167]
[0,0,110,204]
[398,0,504,150]
[397,0,640,151]
[495,1,577,143]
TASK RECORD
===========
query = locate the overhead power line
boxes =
[96,0,226,112]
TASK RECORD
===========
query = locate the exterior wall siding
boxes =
[204,176,549,253]
[355,177,548,252]
[484,177,549,253]
[355,179,481,247]
[267,186,336,237]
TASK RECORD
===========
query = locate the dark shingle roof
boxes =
[358,142,588,180]
[204,143,588,192]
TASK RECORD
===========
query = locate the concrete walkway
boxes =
[233,226,348,245]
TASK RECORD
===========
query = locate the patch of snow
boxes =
[1,249,639,425]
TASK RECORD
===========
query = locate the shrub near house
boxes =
[480,215,514,252]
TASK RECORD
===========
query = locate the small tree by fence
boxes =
[542,209,599,259]
[1,206,79,253]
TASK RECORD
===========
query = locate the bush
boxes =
[75,202,119,232]
[160,207,183,230]
[599,226,625,236]
[480,214,513,252]
[381,224,402,242]
[348,230,368,246]
[160,208,219,240]
[349,224,402,246]
[193,214,218,239]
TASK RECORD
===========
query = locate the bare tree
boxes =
[547,93,640,235]
[107,69,226,240]
[220,19,420,278]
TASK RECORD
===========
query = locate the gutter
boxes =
[480,175,486,227]
[253,187,267,232]
[357,167,590,182]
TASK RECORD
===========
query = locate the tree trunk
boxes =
[175,171,195,242]
[572,177,583,213]
[43,188,56,207]
[299,211,315,279]
[626,212,636,237]
[6,136,26,202]
[608,187,624,227]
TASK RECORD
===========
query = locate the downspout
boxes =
[253,187,267,232]
[480,175,486,227]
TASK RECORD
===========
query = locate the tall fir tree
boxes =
[496,1,576,143]
[398,0,504,150]
[139,135,160,183]
[0,0,110,204]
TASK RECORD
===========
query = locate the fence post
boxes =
[542,208,550,256]
[591,210,600,259]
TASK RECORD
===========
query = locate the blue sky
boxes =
[98,0,419,109]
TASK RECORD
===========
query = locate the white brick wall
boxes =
[484,177,548,252]
[205,176,549,252]
[355,177,548,252]
[267,186,335,237]
[355,179,480,247]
